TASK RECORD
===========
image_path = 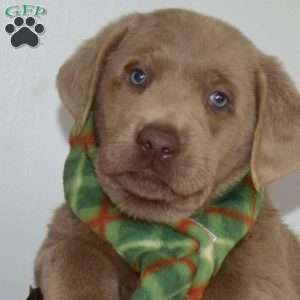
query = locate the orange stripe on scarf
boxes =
[70,133,96,148]
[88,197,124,238]
[205,207,255,226]
[186,284,208,300]
[142,257,197,278]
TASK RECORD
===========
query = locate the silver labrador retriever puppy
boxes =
[35,8,300,300]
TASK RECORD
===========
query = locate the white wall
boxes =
[1,1,299,299]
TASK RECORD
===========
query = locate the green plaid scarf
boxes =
[64,114,263,300]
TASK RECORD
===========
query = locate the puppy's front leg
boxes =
[34,206,121,300]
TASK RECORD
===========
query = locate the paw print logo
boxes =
[5,17,45,48]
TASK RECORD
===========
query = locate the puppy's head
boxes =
[57,9,300,222]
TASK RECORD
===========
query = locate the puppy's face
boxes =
[58,9,300,222]
[94,13,258,222]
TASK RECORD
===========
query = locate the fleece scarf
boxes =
[64,114,263,300]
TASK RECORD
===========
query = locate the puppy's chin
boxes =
[96,170,212,223]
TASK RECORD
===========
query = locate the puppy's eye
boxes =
[129,69,146,86]
[208,91,229,108]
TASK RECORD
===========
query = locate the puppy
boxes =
[35,8,300,300]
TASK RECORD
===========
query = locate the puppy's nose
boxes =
[136,124,180,160]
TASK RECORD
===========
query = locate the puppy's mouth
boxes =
[114,170,177,202]
[97,167,210,222]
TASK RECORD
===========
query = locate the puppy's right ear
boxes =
[251,55,300,190]
[57,14,138,128]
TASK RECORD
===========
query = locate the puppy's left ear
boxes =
[251,55,300,190]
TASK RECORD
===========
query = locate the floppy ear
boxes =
[251,55,300,189]
[56,14,138,129]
